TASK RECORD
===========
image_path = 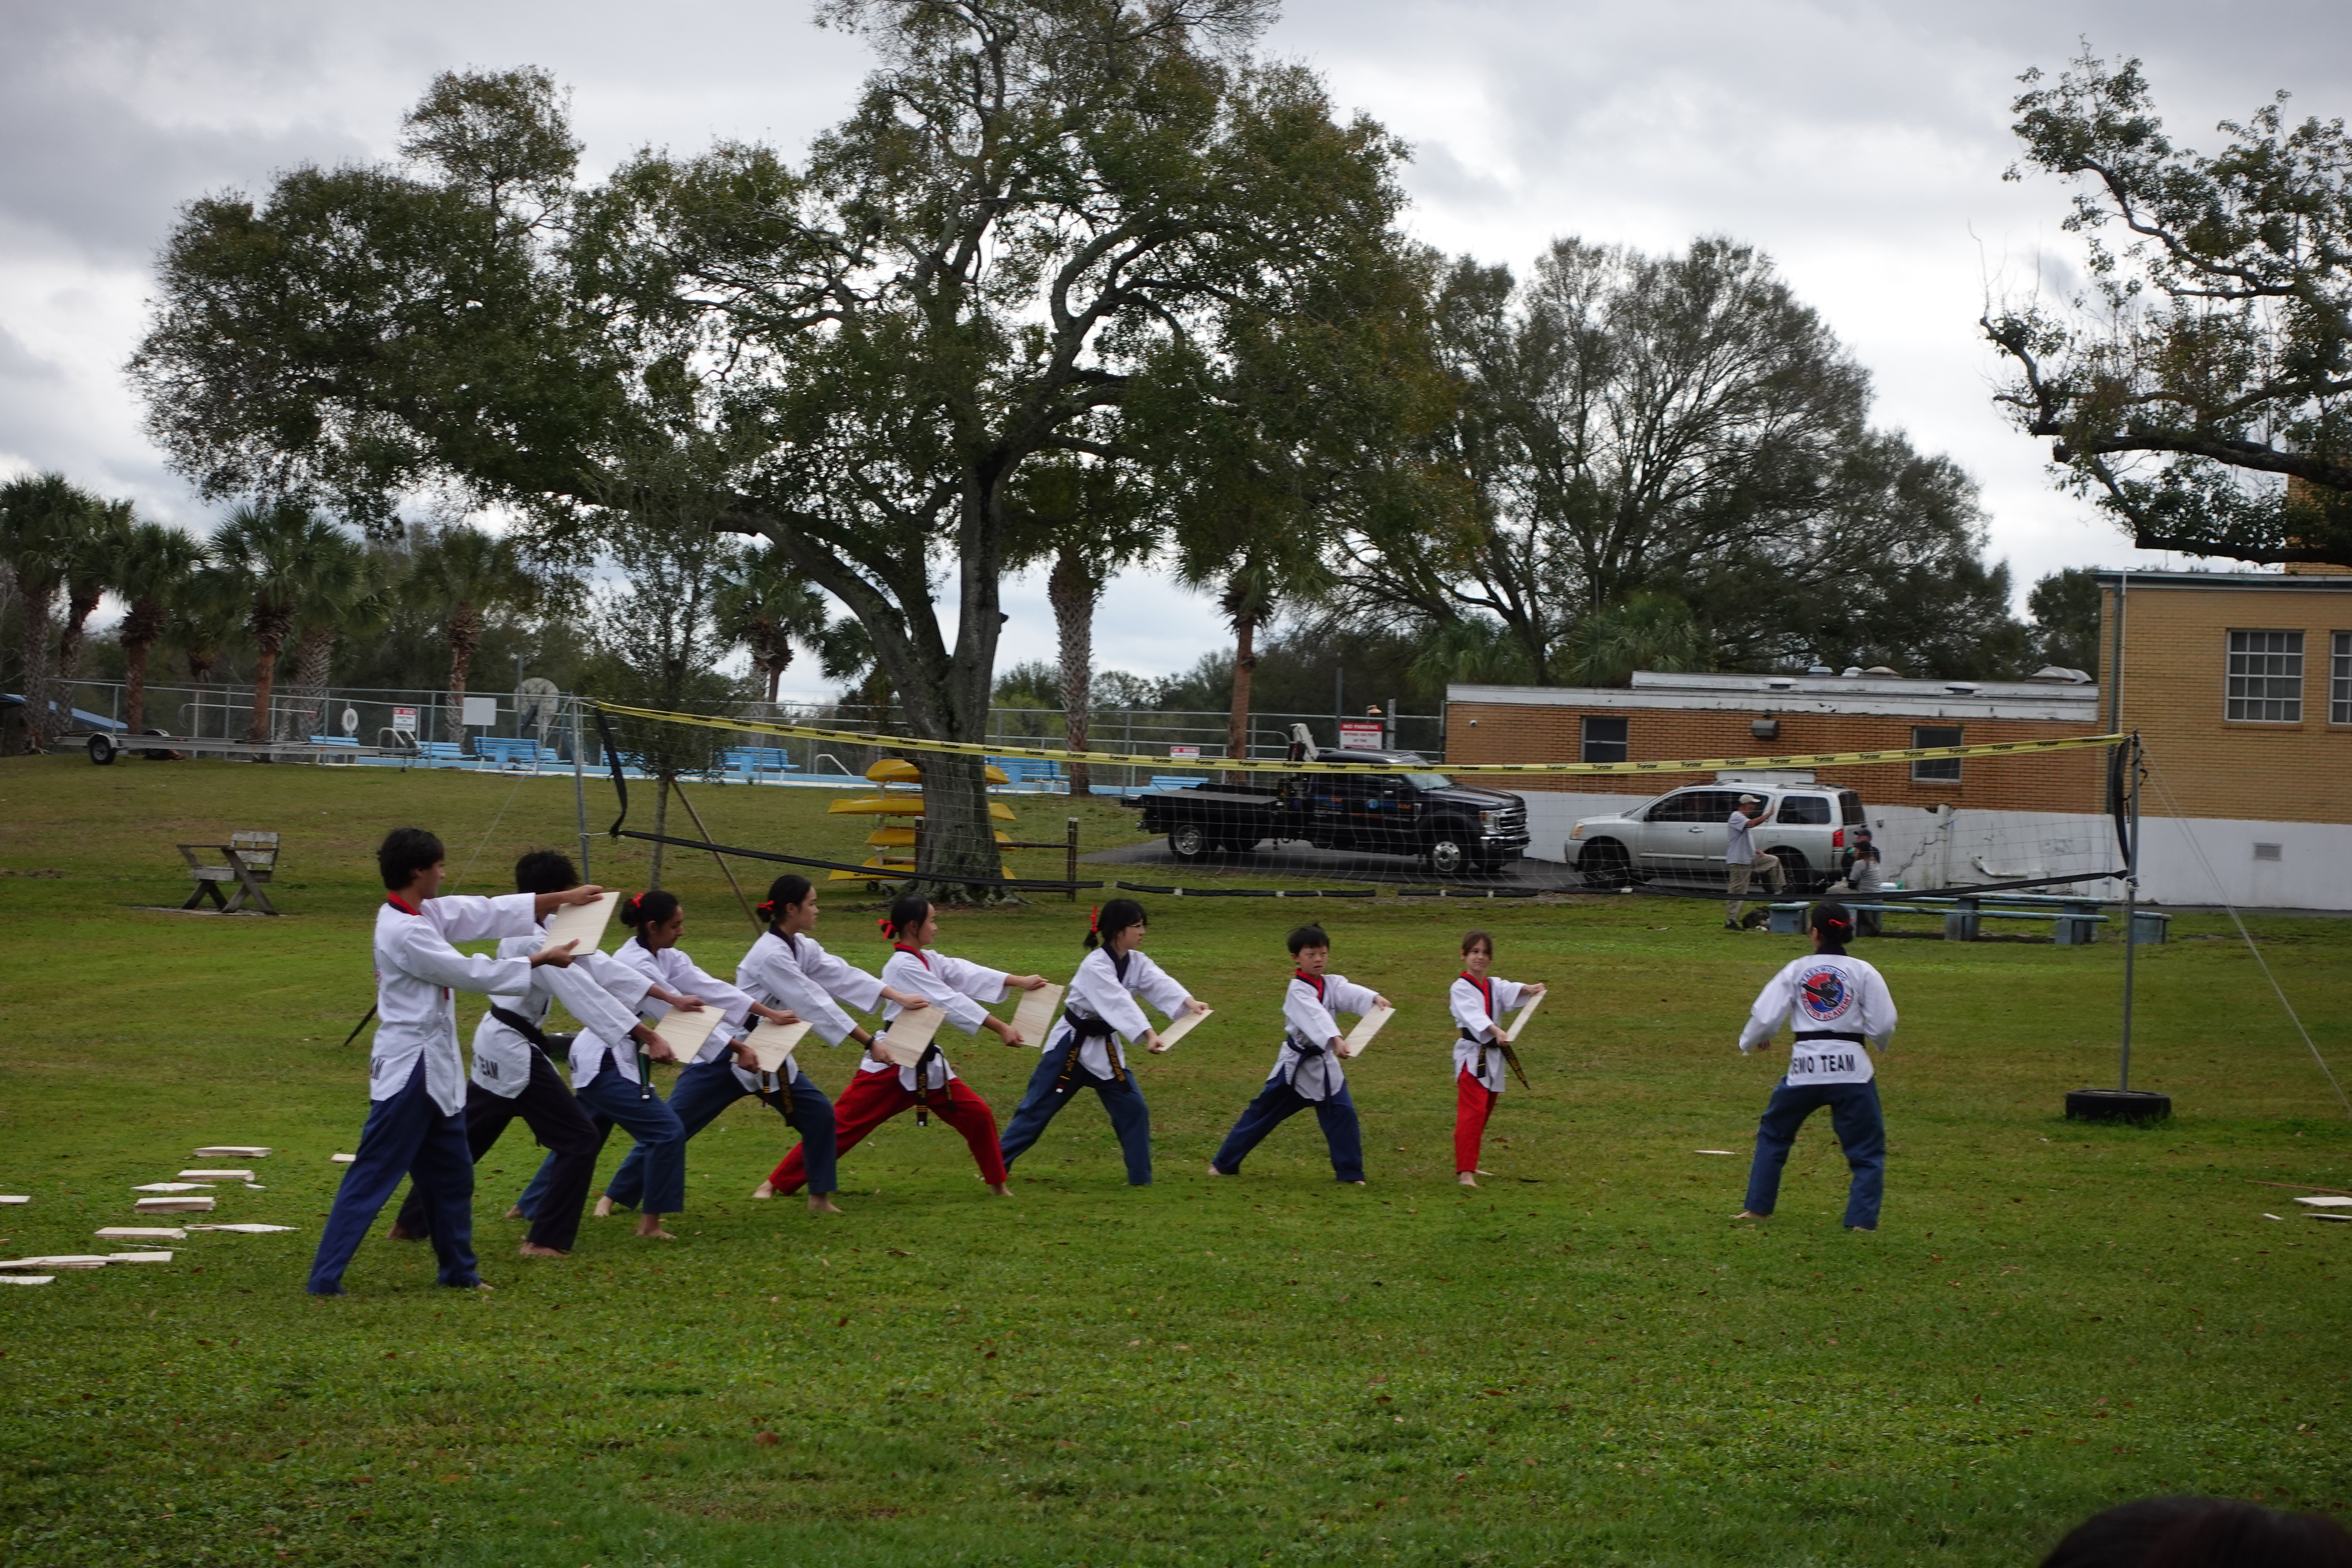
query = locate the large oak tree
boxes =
[134,1,1410,891]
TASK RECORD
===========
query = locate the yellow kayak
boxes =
[865,826,1011,848]
[866,758,1011,786]
[829,795,1017,822]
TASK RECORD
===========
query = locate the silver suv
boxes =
[1564,781,1866,892]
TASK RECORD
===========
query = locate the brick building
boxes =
[1439,565,2352,909]
[2100,567,2352,909]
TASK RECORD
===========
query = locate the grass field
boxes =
[0,754,2347,1567]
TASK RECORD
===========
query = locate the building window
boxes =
[1580,714,1629,763]
[2226,629,2303,721]
[1911,724,1963,783]
[2334,632,2351,724]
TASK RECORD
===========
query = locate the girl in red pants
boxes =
[1449,930,1547,1188]
[764,893,1047,1199]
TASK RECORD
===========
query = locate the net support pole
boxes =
[570,698,591,882]
[1066,817,1079,903]
[672,778,760,929]
[2118,732,2142,1091]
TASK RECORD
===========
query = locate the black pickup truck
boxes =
[1123,750,1531,874]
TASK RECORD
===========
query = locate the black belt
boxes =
[1458,1028,1504,1087]
[1793,1030,1867,1044]
[487,1005,576,1068]
[1054,1011,1126,1092]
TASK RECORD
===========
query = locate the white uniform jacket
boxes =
[468,926,652,1099]
[370,892,539,1115]
[1046,946,1193,1081]
[586,938,757,1090]
[736,930,885,1085]
[873,945,1010,1092]
[1737,950,1897,1086]
[1449,973,1531,1093]
[1269,970,1378,1104]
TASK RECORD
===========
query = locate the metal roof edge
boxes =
[2092,568,2352,591]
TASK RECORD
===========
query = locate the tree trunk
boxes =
[52,585,101,741]
[446,599,480,735]
[122,597,165,734]
[245,631,285,743]
[1226,602,1258,784]
[649,776,671,890]
[915,749,1007,902]
[277,625,335,741]
[1047,545,1096,796]
[9,582,54,754]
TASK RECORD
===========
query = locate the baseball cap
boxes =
[1738,793,1763,804]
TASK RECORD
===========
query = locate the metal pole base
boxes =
[2064,1088,2172,1124]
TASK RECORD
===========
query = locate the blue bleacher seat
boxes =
[988,755,1068,791]
[722,746,802,782]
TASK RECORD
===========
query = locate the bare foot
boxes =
[1458,1173,1479,1187]
[475,1282,496,1292]
[518,1242,567,1258]
[750,1181,776,1200]
[808,1194,842,1214]
[1732,1210,1768,1221]
[1475,1168,1497,1176]
[987,1182,1012,1197]
[503,1205,527,1220]
[593,1195,615,1219]
[386,1223,425,1242]
[1350,1180,1367,1187]
[637,1217,676,1240]
[1207,1161,1231,1177]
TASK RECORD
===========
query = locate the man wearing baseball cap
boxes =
[1723,793,1784,929]
[1841,826,1884,936]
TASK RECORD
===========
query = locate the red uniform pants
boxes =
[1455,1068,1501,1174]
[766,1069,1006,1194]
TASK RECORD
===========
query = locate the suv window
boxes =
[1648,790,1728,823]
[1777,794,1831,825]
[1838,790,1865,825]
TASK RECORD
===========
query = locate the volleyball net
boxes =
[587,701,2129,908]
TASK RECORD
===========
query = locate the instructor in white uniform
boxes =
[1732,901,1896,1230]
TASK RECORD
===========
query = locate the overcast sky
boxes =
[3,0,2345,698]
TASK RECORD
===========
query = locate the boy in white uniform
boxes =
[1732,901,1897,1231]
[1208,924,1385,1185]
[306,828,600,1296]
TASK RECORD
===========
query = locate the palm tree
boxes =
[404,524,537,732]
[54,499,135,700]
[0,472,102,753]
[1006,456,1161,795]
[712,546,828,709]
[276,532,390,740]
[1173,508,1326,778]
[112,521,209,734]
[210,499,352,742]
[168,567,250,738]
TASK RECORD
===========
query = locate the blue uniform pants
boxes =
[517,1055,687,1216]
[604,1057,838,1202]
[998,1040,1153,1185]
[307,1060,479,1295]
[1211,1079,1364,1183]
[1744,1078,1885,1229]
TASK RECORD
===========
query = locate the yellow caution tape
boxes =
[590,701,2123,778]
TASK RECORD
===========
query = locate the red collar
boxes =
[385,894,423,916]
[894,943,932,970]
[1293,969,1324,996]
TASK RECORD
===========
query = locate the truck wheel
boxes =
[86,732,116,766]
[1169,823,1208,861]
[1426,831,1470,876]
[1767,848,1812,894]
[1579,841,1630,889]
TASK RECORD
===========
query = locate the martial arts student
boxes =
[510,889,732,1242]
[306,827,599,1296]
[1732,900,1897,1231]
[760,893,1048,1200]
[1449,929,1547,1188]
[742,875,934,1211]
[1208,924,1387,1186]
[997,899,1209,1186]
[386,850,689,1257]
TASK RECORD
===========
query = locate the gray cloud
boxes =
[4,0,2349,662]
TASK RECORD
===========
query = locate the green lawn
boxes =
[0,754,2346,1566]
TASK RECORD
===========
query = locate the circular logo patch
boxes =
[1797,966,1853,1023]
